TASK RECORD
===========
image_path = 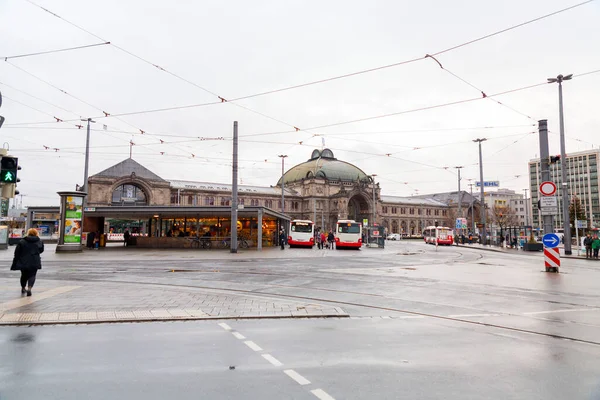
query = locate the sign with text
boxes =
[540,197,558,207]
[476,181,500,188]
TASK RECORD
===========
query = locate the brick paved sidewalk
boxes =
[0,278,347,325]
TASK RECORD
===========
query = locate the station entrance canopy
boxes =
[82,205,289,249]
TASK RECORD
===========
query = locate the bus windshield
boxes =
[291,222,313,233]
[338,223,361,234]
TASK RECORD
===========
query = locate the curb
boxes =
[0,312,350,327]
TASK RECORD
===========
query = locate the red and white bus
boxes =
[335,220,362,249]
[423,226,454,245]
[288,220,315,248]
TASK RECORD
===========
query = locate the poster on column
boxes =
[64,196,83,243]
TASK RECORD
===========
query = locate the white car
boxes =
[386,233,401,240]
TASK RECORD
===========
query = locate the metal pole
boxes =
[470,183,475,234]
[279,155,287,214]
[456,166,463,235]
[231,121,238,253]
[81,118,95,200]
[372,174,377,227]
[474,139,487,244]
[539,119,557,272]
[557,79,572,255]
[523,189,529,227]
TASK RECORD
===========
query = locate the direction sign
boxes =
[542,233,560,248]
[539,181,557,196]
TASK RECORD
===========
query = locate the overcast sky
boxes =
[1,0,599,206]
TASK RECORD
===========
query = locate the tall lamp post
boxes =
[547,73,573,255]
[523,188,530,227]
[278,155,288,215]
[371,174,377,228]
[473,138,487,244]
[455,166,463,235]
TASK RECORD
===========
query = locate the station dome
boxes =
[276,149,370,186]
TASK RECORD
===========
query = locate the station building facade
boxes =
[70,149,483,246]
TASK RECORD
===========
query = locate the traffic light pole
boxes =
[231,121,238,254]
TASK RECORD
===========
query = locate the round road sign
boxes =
[539,181,557,196]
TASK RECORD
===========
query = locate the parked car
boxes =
[386,233,401,240]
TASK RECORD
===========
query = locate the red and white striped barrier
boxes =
[544,247,560,272]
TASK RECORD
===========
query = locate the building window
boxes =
[221,197,230,206]
[239,198,245,205]
[205,196,214,206]
[188,195,194,205]
[170,192,178,204]
[418,209,422,215]
[442,210,447,216]
[400,208,406,214]
[293,201,299,210]
[265,199,273,208]
[383,206,388,213]
[434,209,439,216]
[426,209,431,216]
[409,208,415,215]
[391,207,397,214]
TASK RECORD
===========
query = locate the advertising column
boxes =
[56,191,86,253]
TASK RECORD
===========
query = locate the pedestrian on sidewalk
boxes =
[592,234,600,260]
[327,230,335,250]
[279,229,286,250]
[584,233,593,259]
[10,228,44,297]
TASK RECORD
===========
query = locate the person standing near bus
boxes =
[11,228,44,297]
[327,230,335,250]
[584,233,593,259]
[279,229,286,250]
[320,231,327,250]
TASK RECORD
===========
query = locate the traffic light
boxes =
[0,156,19,183]
[549,155,561,164]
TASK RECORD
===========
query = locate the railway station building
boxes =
[28,149,483,247]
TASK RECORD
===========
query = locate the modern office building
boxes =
[483,189,523,210]
[529,149,600,230]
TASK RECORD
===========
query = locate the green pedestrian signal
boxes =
[0,156,19,183]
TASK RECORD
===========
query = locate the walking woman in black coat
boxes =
[11,228,44,296]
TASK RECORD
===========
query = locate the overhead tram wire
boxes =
[424,54,536,121]
[20,0,594,138]
[20,0,313,135]
[3,61,204,158]
[1,42,110,60]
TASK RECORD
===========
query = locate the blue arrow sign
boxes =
[542,233,560,248]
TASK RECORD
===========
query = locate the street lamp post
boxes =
[547,74,573,254]
[523,188,530,227]
[81,118,95,203]
[371,174,377,228]
[278,155,288,214]
[455,166,463,235]
[473,138,487,244]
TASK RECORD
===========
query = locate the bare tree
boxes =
[491,205,519,244]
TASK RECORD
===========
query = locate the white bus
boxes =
[288,220,315,248]
[335,220,362,249]
[423,226,454,245]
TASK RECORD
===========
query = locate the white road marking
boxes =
[284,369,311,385]
[244,340,263,352]
[0,286,80,312]
[232,332,246,340]
[396,315,426,319]
[311,389,336,400]
[262,354,283,366]
[523,308,600,315]
[218,322,232,331]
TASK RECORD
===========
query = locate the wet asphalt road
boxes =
[2,319,600,400]
[2,241,600,398]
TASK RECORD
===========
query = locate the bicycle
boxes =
[218,236,250,249]
[190,237,212,249]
